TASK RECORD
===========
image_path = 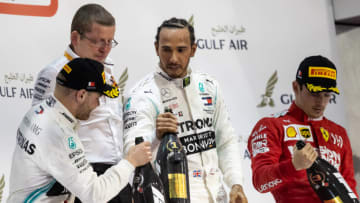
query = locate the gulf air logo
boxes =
[0,0,58,17]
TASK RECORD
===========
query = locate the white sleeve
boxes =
[123,94,159,155]
[37,127,134,203]
[213,83,244,187]
[32,66,58,106]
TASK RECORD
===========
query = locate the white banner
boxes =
[0,0,347,201]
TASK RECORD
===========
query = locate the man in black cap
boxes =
[7,58,152,203]
[247,55,358,203]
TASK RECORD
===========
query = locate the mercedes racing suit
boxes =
[32,46,124,165]
[7,96,134,203]
[123,68,243,202]
[247,102,358,203]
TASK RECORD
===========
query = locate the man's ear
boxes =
[71,30,80,48]
[75,89,87,103]
[190,43,197,57]
[154,42,160,56]
[292,81,299,95]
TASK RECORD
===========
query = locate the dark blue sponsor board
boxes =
[0,86,34,99]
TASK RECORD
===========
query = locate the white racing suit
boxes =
[7,96,134,203]
[123,68,243,202]
[32,46,124,165]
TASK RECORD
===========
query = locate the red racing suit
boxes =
[248,102,358,203]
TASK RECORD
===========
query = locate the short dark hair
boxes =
[155,17,195,45]
[71,4,115,35]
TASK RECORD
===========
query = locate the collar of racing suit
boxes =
[288,102,324,122]
[155,66,192,88]
[64,45,114,66]
[47,94,80,131]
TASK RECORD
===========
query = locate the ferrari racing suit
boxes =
[123,68,243,202]
[247,102,358,203]
[7,96,134,203]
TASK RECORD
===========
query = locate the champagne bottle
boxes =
[296,140,359,203]
[155,107,190,203]
[133,136,165,203]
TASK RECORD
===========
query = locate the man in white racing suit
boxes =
[8,58,152,203]
[31,4,129,202]
[123,17,248,203]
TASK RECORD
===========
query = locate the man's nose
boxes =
[169,52,178,63]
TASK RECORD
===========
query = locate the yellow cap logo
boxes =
[63,64,72,74]
[309,67,336,80]
[102,72,106,84]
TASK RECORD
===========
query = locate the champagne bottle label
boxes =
[168,173,187,198]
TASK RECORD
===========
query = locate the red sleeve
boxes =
[339,128,358,197]
[247,118,303,193]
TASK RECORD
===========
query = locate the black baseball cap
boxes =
[296,55,339,94]
[56,58,119,98]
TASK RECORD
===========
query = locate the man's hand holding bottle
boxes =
[126,142,152,167]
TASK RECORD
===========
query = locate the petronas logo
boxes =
[0,174,5,203]
[257,70,278,108]
[118,67,128,104]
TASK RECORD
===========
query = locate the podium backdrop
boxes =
[0,0,351,201]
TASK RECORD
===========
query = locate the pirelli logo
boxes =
[309,66,336,80]
[63,64,72,74]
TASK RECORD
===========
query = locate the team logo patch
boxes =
[320,127,329,142]
[161,88,171,98]
[286,126,297,138]
[202,97,212,106]
[125,98,131,111]
[35,105,44,114]
[88,82,95,87]
[68,137,76,149]
[308,66,336,80]
[299,127,311,138]
[283,124,313,142]
[199,82,205,92]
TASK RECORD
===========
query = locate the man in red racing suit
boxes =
[248,55,358,203]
